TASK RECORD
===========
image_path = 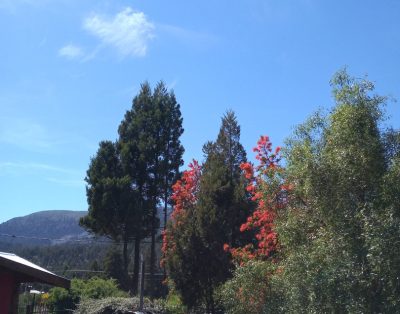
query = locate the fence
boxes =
[18,292,49,314]
[18,291,73,314]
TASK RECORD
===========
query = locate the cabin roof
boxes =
[0,252,70,289]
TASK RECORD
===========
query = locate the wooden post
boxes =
[139,254,145,311]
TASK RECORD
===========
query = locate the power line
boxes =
[48,269,164,276]
[0,233,163,244]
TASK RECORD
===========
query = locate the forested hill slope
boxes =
[0,210,88,245]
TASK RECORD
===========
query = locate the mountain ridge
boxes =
[0,210,89,246]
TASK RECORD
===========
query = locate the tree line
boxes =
[162,69,400,313]
[80,69,400,313]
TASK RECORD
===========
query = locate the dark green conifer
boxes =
[118,81,184,296]
[167,111,252,312]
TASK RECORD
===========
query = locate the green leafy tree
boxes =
[366,128,400,311]
[219,70,400,313]
[275,69,395,312]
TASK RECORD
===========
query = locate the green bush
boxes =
[164,291,187,314]
[217,261,283,314]
[48,277,128,313]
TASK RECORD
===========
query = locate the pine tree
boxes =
[118,82,157,295]
[196,111,250,312]
[118,81,184,296]
[80,141,150,293]
[163,111,251,312]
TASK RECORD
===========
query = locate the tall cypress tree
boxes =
[165,111,251,312]
[82,81,184,296]
[196,111,251,312]
[118,81,184,296]
[153,82,184,284]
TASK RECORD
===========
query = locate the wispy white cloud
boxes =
[83,7,155,57]
[58,44,84,59]
[0,116,95,153]
[0,162,84,188]
[0,118,53,150]
[0,162,81,176]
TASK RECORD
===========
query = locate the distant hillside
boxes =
[0,209,164,279]
[0,210,88,246]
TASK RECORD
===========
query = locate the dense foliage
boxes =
[10,70,398,313]
[48,277,127,313]
[220,70,400,313]
[219,135,286,313]
[225,135,286,262]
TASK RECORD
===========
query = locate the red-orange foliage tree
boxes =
[225,135,289,263]
[161,160,201,268]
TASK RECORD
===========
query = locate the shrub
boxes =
[164,291,187,314]
[73,297,165,314]
[217,261,283,314]
[48,277,128,313]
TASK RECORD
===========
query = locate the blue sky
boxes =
[0,0,399,223]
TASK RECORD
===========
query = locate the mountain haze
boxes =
[0,210,88,246]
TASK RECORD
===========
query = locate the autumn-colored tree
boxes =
[225,135,287,263]
[161,159,202,269]
[219,136,287,314]
[161,160,203,308]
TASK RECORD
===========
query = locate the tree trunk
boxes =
[150,203,157,297]
[163,189,168,279]
[123,236,129,274]
[122,235,129,291]
[132,237,141,295]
